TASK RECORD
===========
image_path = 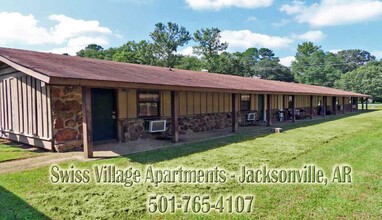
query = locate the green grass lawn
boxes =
[0,141,42,162]
[358,103,382,110]
[0,111,381,219]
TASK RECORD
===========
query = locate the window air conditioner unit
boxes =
[246,113,256,121]
[145,120,167,133]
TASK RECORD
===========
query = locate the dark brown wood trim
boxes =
[232,93,238,132]
[82,87,93,158]
[48,77,368,98]
[310,95,313,119]
[333,97,337,115]
[0,56,50,83]
[292,95,296,122]
[267,94,272,126]
[171,91,179,143]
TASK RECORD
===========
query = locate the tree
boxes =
[76,44,105,59]
[150,22,192,67]
[335,61,382,102]
[258,48,275,60]
[254,58,294,82]
[292,42,341,87]
[193,27,228,66]
[246,48,294,81]
[112,40,157,65]
[335,49,376,73]
[175,56,204,71]
[213,52,246,76]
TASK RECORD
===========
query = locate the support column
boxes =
[232,94,238,132]
[267,94,272,127]
[350,97,353,112]
[342,97,345,114]
[333,97,337,115]
[310,95,313,119]
[361,98,364,110]
[322,96,326,117]
[267,94,272,126]
[282,95,286,110]
[82,87,93,159]
[171,91,179,143]
[366,98,368,110]
[291,95,296,122]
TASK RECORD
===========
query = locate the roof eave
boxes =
[0,55,50,83]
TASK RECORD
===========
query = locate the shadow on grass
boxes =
[124,111,371,164]
[0,139,48,153]
[0,186,49,219]
[280,111,368,131]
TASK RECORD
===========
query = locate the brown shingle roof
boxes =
[0,47,368,97]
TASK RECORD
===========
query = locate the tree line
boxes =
[76,22,382,101]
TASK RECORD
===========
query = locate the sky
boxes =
[1,0,382,66]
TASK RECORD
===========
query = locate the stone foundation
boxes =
[51,86,83,152]
[119,111,262,142]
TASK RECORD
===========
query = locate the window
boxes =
[138,91,160,117]
[241,94,251,111]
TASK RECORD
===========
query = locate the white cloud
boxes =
[329,49,342,54]
[247,16,257,22]
[185,0,273,10]
[178,46,195,56]
[294,30,325,42]
[280,0,382,27]
[220,30,293,52]
[372,50,382,59]
[271,19,290,27]
[280,0,305,14]
[0,12,53,44]
[279,56,295,67]
[0,12,115,55]
[48,15,112,44]
[50,36,110,55]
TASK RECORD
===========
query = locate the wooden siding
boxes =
[122,89,237,118]
[0,64,52,149]
[119,88,348,119]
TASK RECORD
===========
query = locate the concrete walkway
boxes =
[0,152,87,175]
[92,125,272,158]
[0,113,359,174]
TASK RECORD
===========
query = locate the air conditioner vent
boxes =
[145,120,167,133]
[246,113,256,121]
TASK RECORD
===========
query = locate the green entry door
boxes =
[91,88,117,142]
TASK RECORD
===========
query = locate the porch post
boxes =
[310,95,313,119]
[350,97,353,112]
[361,98,364,110]
[267,94,272,126]
[171,91,179,143]
[292,95,296,122]
[232,93,238,132]
[82,87,93,159]
[282,95,286,110]
[333,97,337,115]
[366,98,368,110]
[322,96,326,117]
[342,97,345,114]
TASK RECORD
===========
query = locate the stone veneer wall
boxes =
[51,86,83,152]
[119,111,260,142]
